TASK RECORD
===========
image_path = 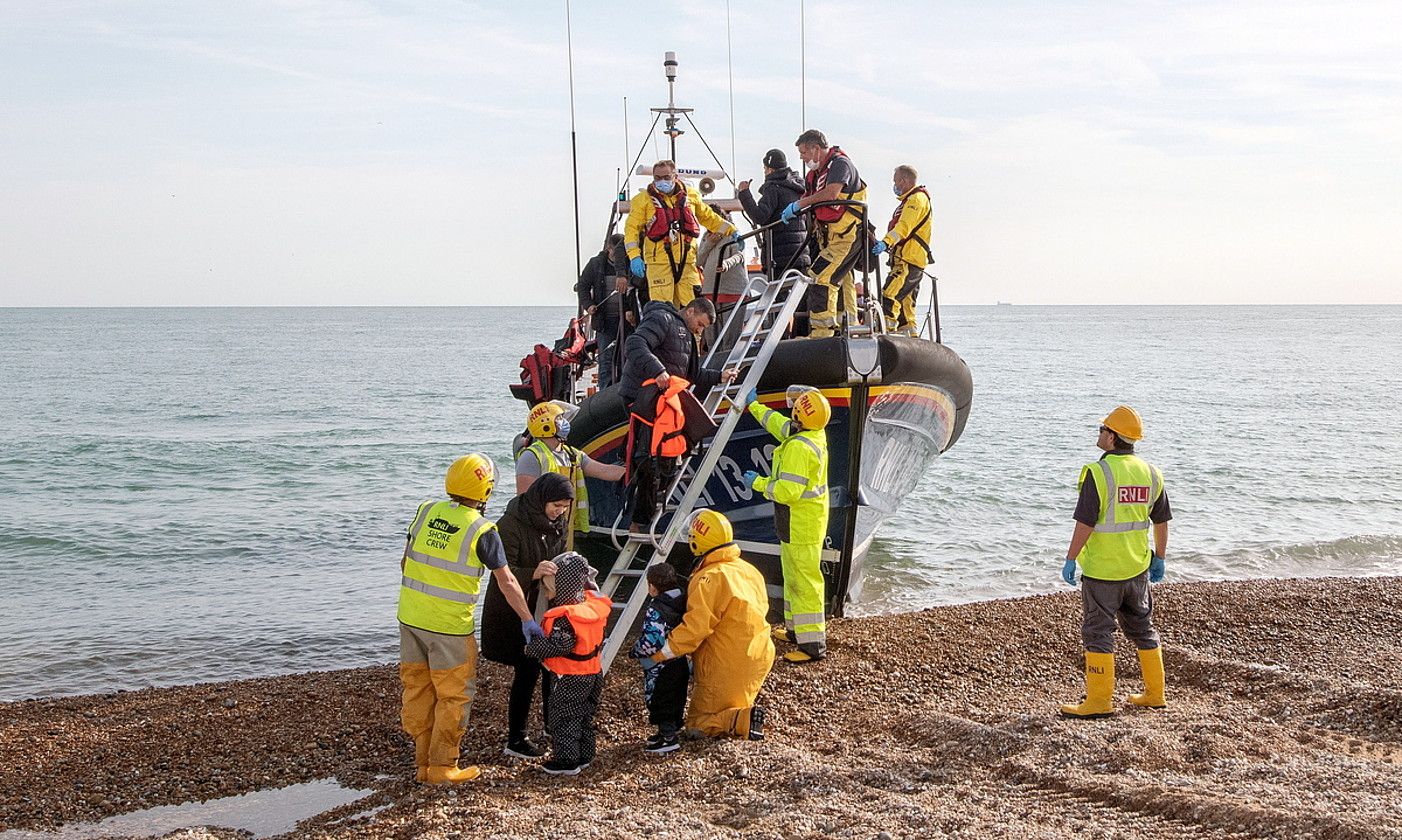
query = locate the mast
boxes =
[653,52,691,162]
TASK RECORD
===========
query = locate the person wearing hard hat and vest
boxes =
[780,130,868,338]
[1060,406,1173,719]
[624,160,740,309]
[398,454,544,784]
[739,385,832,663]
[871,165,933,337]
[514,402,625,537]
[649,510,773,740]
[524,551,613,775]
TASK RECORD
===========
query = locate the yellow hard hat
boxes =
[787,385,831,430]
[445,453,496,502]
[527,403,567,439]
[687,508,734,556]
[1101,405,1144,442]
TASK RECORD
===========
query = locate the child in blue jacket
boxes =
[628,562,690,753]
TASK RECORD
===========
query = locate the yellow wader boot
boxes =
[414,732,431,782]
[1128,646,1166,708]
[1060,651,1116,719]
[424,764,481,784]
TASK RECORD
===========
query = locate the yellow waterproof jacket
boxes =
[624,184,735,269]
[749,400,829,546]
[661,544,774,713]
[882,186,933,267]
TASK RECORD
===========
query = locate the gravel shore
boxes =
[3,576,1401,839]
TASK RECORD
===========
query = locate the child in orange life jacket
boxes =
[524,551,613,776]
[627,562,689,754]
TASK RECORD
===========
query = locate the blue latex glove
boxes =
[1148,554,1165,583]
[629,256,645,278]
[730,231,743,247]
[1061,557,1078,586]
[871,240,888,256]
[521,619,544,643]
[742,387,758,409]
[742,470,760,489]
[780,201,800,224]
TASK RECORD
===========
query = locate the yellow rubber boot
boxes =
[413,733,431,782]
[1128,647,1166,709]
[424,765,482,785]
[1060,652,1116,719]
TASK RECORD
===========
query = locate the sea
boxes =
[3,305,1400,702]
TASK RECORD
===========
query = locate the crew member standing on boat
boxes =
[398,454,543,784]
[515,403,626,536]
[625,160,740,309]
[872,165,933,337]
[740,385,831,663]
[575,234,627,388]
[1059,405,1173,719]
[781,130,868,338]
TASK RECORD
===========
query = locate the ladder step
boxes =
[608,568,646,579]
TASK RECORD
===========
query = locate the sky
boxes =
[1,0,1399,307]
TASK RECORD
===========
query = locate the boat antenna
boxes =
[622,97,630,195]
[726,0,736,177]
[800,0,806,130]
[662,51,683,161]
[566,0,582,296]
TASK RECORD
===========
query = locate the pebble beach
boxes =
[3,575,1400,839]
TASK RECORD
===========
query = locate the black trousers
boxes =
[647,659,689,735]
[507,659,552,741]
[546,673,604,767]
[629,424,679,527]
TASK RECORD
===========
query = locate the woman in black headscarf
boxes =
[481,471,575,759]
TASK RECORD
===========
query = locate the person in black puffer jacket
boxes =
[480,472,574,759]
[738,148,811,275]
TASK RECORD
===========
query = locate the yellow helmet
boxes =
[445,453,496,502]
[687,508,733,556]
[787,385,831,430]
[1101,405,1144,442]
[527,403,568,439]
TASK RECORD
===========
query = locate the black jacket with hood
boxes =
[618,300,721,402]
[480,472,573,666]
[738,167,811,273]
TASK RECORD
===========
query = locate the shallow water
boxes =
[0,779,373,839]
[2,305,1400,700]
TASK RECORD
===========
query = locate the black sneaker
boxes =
[748,706,766,741]
[503,738,546,759]
[540,759,582,776]
[644,732,680,754]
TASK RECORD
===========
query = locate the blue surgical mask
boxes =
[654,179,675,194]
[893,184,904,196]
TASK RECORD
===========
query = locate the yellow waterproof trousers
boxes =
[807,219,861,338]
[645,259,698,309]
[881,258,924,336]
[399,624,478,770]
[781,541,827,656]
[687,643,773,738]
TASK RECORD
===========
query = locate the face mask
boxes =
[893,184,904,196]
[654,179,675,193]
[804,160,818,172]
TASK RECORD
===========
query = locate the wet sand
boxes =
[3,576,1401,839]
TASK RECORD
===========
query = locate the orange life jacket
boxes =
[804,146,861,224]
[644,184,701,242]
[635,375,692,457]
[541,591,612,676]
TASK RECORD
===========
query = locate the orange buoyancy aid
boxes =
[804,146,864,224]
[644,184,702,242]
[541,591,613,675]
[638,375,692,457]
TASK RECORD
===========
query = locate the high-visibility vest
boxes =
[804,146,868,226]
[1077,454,1164,581]
[540,591,612,675]
[523,440,590,533]
[397,501,494,635]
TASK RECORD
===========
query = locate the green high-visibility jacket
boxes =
[398,500,494,635]
[748,401,829,546]
[1077,454,1163,581]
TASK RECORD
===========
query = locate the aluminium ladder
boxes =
[597,269,811,674]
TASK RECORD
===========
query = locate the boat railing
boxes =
[712,199,942,343]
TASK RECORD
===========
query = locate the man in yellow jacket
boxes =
[624,159,739,309]
[398,454,543,784]
[742,385,831,663]
[1060,406,1173,719]
[651,509,773,739]
[872,165,933,337]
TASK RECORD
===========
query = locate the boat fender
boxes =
[845,337,882,384]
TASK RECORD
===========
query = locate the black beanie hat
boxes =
[763,148,787,170]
